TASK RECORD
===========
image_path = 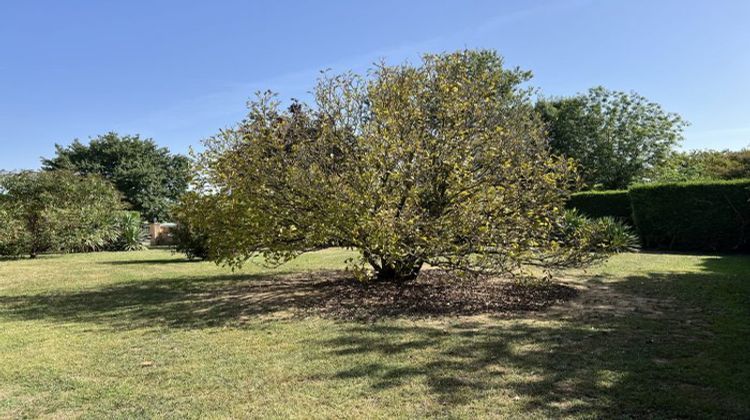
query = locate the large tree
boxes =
[42,132,190,221]
[0,170,122,257]
[186,50,612,281]
[537,87,687,189]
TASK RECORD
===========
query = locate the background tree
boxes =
[652,148,750,182]
[718,149,750,179]
[0,171,122,257]
[188,50,618,281]
[42,132,190,221]
[537,87,687,189]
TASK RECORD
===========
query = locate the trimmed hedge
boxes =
[629,179,750,251]
[567,190,633,224]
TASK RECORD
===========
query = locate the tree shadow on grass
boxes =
[305,255,750,418]
[0,271,328,329]
[314,321,618,417]
[102,258,200,265]
[0,269,573,328]
[0,254,64,262]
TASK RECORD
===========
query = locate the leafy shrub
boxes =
[542,209,638,271]
[111,211,146,251]
[589,217,640,253]
[172,222,209,260]
[566,190,633,224]
[172,193,211,260]
[555,209,639,257]
[629,179,750,251]
[0,170,122,257]
[0,207,29,257]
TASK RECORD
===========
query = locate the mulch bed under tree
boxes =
[295,270,578,321]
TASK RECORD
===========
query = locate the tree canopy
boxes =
[538,87,687,190]
[652,148,750,182]
[42,132,190,221]
[0,170,122,257]
[183,50,614,281]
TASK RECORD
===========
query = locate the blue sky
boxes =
[1,0,749,170]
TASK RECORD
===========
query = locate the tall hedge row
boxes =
[629,180,750,251]
[566,190,632,224]
[567,179,750,252]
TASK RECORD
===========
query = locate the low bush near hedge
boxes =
[629,179,750,251]
[567,190,633,224]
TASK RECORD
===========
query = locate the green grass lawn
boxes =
[1,249,748,418]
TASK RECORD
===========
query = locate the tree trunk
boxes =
[374,257,423,282]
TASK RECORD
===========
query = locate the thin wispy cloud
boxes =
[118,0,591,149]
